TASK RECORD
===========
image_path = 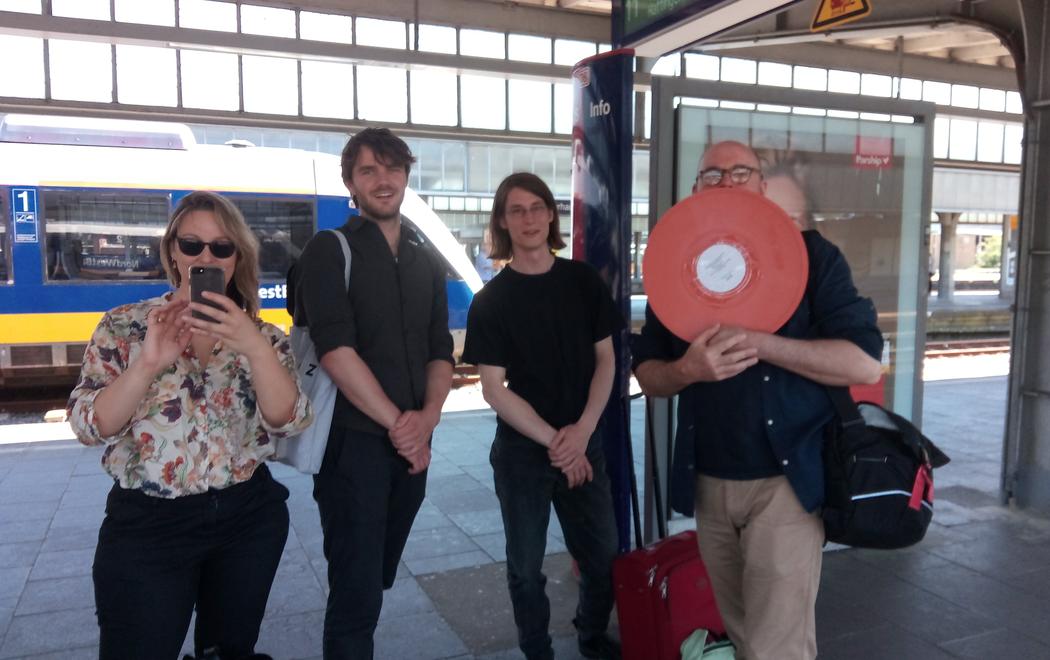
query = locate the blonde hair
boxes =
[160,191,261,319]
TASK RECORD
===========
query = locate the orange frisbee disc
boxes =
[642,188,808,341]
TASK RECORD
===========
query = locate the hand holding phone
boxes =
[189,266,226,322]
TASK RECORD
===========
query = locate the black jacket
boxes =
[288,214,454,436]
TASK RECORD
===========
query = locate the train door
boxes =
[0,188,10,285]
[0,188,10,377]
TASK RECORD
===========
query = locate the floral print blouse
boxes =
[68,293,313,498]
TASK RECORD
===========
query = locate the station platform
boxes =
[2,368,1049,659]
[926,291,1013,336]
[628,291,1016,337]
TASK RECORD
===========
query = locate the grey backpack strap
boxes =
[328,228,351,291]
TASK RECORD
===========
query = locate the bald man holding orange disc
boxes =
[632,141,884,660]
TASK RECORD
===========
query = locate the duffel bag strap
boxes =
[908,464,934,511]
[826,386,864,428]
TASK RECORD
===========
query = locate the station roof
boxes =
[513,0,1014,68]
[263,0,1016,89]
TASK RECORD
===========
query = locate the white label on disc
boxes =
[696,242,747,295]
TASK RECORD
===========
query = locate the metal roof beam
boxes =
[901,31,997,54]
[0,95,577,145]
[0,10,575,83]
[950,43,1011,62]
[709,42,1018,90]
[208,0,609,42]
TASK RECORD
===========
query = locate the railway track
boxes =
[924,337,1011,358]
[1,340,1010,418]
[0,386,71,417]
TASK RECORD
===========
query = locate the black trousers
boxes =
[93,464,290,660]
[313,426,427,660]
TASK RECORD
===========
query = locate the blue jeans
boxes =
[490,426,619,660]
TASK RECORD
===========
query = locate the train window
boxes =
[0,190,9,283]
[229,197,314,280]
[42,190,169,282]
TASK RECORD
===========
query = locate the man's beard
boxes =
[356,192,403,222]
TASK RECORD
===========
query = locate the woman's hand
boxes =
[185,293,303,428]
[140,299,192,376]
[184,292,271,363]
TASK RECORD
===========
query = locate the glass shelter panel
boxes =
[673,104,928,414]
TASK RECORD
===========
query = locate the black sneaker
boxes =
[578,633,622,660]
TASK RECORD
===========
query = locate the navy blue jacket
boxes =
[632,230,882,514]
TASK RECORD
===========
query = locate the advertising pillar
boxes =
[571,49,634,551]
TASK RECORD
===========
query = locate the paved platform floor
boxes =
[2,374,1049,659]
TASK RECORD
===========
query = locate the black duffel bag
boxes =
[822,387,950,549]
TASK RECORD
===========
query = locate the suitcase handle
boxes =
[645,396,668,540]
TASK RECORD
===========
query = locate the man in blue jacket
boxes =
[632,140,883,660]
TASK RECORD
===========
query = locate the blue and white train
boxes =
[0,114,481,386]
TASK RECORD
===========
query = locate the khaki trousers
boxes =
[694,475,824,660]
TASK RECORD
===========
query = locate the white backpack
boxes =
[275,229,351,474]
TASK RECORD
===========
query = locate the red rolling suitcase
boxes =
[614,530,725,660]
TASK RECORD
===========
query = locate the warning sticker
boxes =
[811,0,872,31]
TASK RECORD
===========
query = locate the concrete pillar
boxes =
[1004,0,1050,513]
[936,212,959,301]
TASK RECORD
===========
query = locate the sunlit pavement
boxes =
[4,354,1050,658]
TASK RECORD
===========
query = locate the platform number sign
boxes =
[12,188,38,244]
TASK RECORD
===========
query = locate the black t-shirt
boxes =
[462,257,620,435]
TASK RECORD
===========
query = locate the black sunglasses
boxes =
[176,237,237,259]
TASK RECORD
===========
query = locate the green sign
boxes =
[617,0,731,47]
[623,0,701,34]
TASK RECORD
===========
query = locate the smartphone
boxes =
[189,266,225,322]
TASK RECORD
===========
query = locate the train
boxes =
[0,114,482,388]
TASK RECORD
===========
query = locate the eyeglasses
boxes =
[176,237,237,259]
[698,165,759,188]
[506,203,550,221]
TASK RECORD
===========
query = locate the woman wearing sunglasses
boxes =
[67,190,313,660]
